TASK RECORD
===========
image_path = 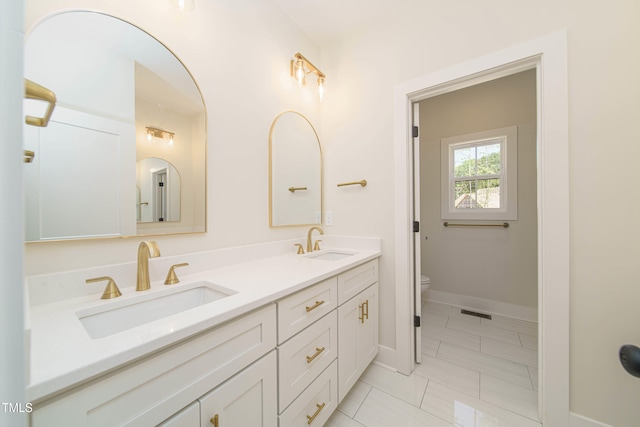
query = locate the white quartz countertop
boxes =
[27,246,380,402]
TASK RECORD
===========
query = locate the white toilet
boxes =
[421,274,431,299]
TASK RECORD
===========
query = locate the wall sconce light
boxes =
[169,0,195,12]
[146,126,175,146]
[290,52,326,102]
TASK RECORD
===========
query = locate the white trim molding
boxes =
[394,31,569,426]
[570,412,613,427]
[426,290,538,323]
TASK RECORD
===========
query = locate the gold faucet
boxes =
[306,226,324,252]
[136,241,161,291]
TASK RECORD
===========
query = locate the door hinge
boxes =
[413,221,420,232]
[414,315,421,327]
[412,125,419,138]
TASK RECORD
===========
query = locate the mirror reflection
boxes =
[136,158,181,223]
[23,11,206,242]
[269,111,322,227]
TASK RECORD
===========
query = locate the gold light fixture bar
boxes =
[291,52,326,101]
[146,126,175,144]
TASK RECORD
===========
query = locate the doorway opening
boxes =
[393,32,569,425]
[413,69,538,422]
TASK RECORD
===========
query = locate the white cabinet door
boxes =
[199,351,277,427]
[158,402,200,427]
[337,283,378,402]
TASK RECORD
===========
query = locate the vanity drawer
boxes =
[278,311,337,412]
[337,259,378,305]
[277,277,337,344]
[31,304,277,427]
[278,360,338,427]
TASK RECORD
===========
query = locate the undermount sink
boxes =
[306,250,355,261]
[77,281,236,339]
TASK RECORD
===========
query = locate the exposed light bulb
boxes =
[147,129,152,142]
[317,77,325,102]
[294,58,305,87]
[169,135,174,146]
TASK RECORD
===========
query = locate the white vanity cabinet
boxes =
[29,254,380,427]
[336,260,379,402]
[198,351,277,427]
[31,305,277,427]
[275,258,379,423]
[158,402,200,427]
[157,352,277,427]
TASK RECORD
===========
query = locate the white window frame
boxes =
[441,125,518,220]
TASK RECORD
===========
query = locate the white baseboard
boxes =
[570,412,612,427]
[374,344,396,369]
[426,289,538,322]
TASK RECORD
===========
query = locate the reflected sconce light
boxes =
[290,52,326,102]
[146,126,175,146]
[169,0,195,12]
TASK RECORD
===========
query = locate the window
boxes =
[441,126,518,220]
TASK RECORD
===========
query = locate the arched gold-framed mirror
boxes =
[23,11,206,242]
[269,111,322,227]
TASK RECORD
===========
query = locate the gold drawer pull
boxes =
[359,300,370,324]
[306,346,326,364]
[305,300,325,312]
[210,414,219,426]
[306,402,326,425]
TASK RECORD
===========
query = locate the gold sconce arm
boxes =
[24,79,57,127]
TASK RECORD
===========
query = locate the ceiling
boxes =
[272,0,405,47]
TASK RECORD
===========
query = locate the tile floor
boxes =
[325,300,540,427]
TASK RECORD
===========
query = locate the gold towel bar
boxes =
[289,186,308,193]
[337,180,367,187]
[443,222,509,228]
[24,79,57,127]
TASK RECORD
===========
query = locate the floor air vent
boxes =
[460,309,492,320]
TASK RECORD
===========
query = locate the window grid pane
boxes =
[454,178,501,209]
[453,142,501,179]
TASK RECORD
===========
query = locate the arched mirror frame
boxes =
[268,111,323,228]
[23,10,208,243]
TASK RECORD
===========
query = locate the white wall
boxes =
[420,70,537,311]
[319,0,640,425]
[23,0,323,275]
[1,1,25,425]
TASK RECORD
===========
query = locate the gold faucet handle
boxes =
[86,276,122,300]
[313,240,322,251]
[294,243,305,254]
[164,263,189,285]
